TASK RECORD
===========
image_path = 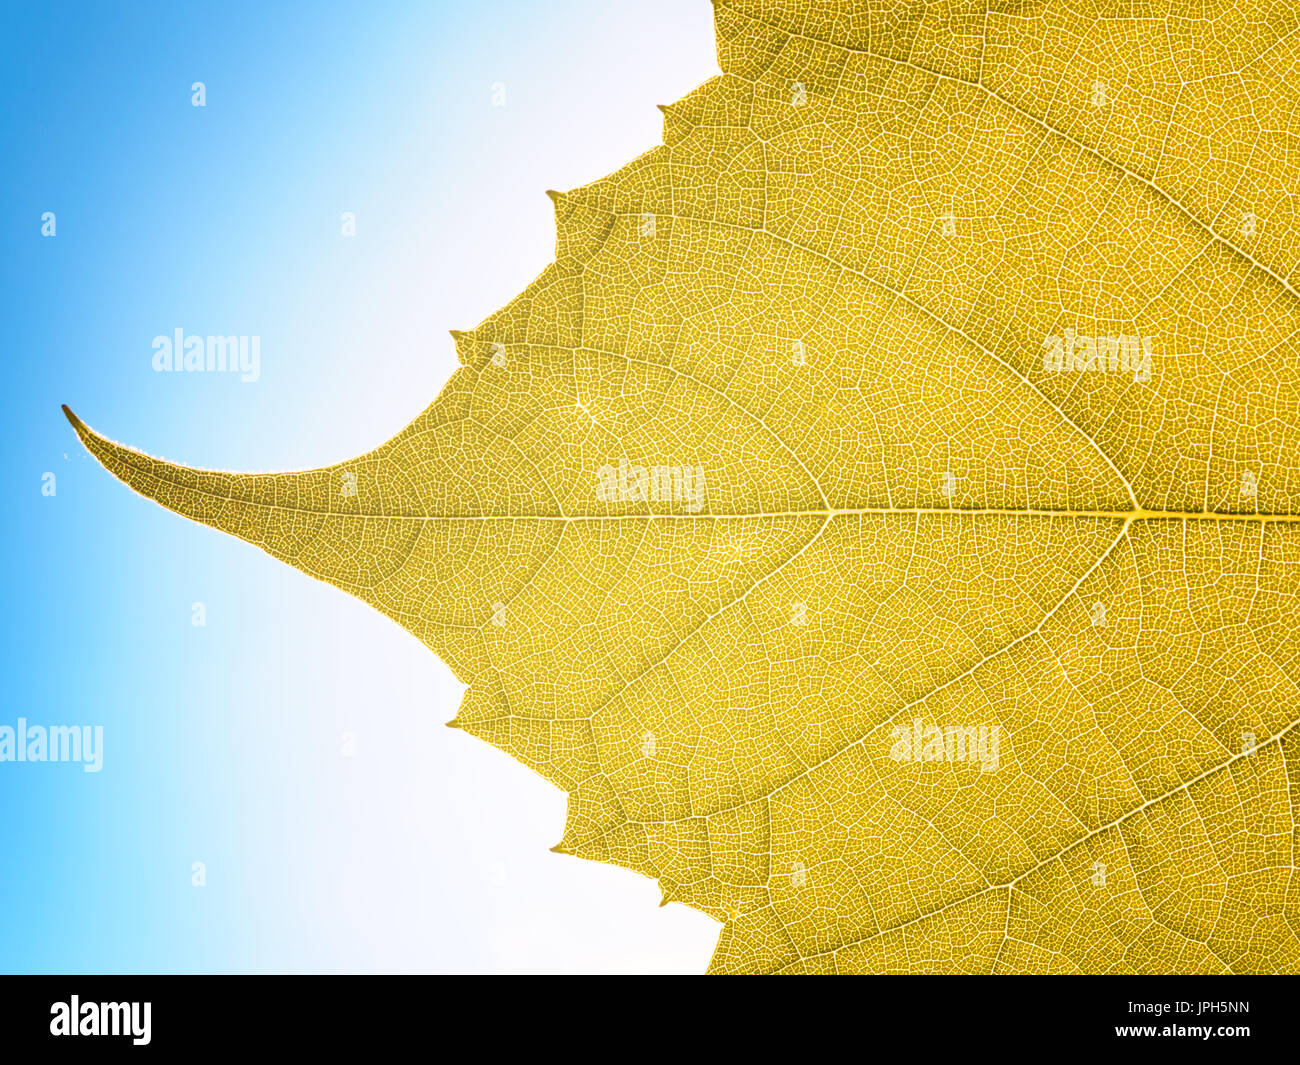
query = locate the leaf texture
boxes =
[67,0,1300,973]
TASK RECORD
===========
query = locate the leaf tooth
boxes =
[657,100,689,146]
[545,188,575,236]
[548,191,617,265]
[447,328,479,366]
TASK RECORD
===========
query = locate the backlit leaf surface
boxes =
[68,0,1300,973]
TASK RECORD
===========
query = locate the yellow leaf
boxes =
[66,0,1300,973]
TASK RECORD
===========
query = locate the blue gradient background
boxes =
[2,0,720,973]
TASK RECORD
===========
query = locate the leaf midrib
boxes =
[77,441,1300,521]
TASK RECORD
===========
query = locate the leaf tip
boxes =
[62,405,98,453]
